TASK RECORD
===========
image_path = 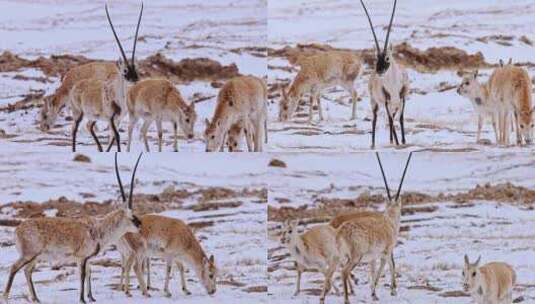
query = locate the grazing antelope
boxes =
[457,70,500,143]
[462,255,516,304]
[204,76,268,152]
[117,234,191,297]
[279,51,362,123]
[70,77,126,152]
[279,220,341,303]
[121,214,217,297]
[39,62,119,132]
[3,153,143,304]
[360,0,410,149]
[334,152,412,303]
[225,120,254,152]
[488,65,533,145]
[126,78,197,152]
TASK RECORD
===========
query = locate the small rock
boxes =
[73,154,91,163]
[268,159,287,168]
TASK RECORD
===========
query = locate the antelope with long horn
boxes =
[3,153,143,304]
[333,152,412,303]
[360,0,410,149]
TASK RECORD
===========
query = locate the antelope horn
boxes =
[114,152,126,202]
[128,153,143,209]
[359,0,381,53]
[131,2,144,66]
[383,0,398,53]
[395,152,413,201]
[375,152,392,201]
[105,3,130,68]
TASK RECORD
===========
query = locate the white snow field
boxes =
[267,152,535,304]
[0,152,269,304]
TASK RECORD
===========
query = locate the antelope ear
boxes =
[464,254,469,265]
[499,59,504,67]
[474,255,481,266]
[289,219,298,228]
[204,118,210,127]
[209,255,215,263]
[190,101,195,110]
[473,70,478,79]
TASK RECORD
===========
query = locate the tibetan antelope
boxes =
[360,0,410,149]
[279,51,362,123]
[39,62,119,132]
[126,78,197,152]
[457,70,499,143]
[462,255,516,304]
[334,152,412,303]
[120,214,217,297]
[489,65,533,145]
[279,220,341,303]
[204,76,268,152]
[225,120,254,152]
[3,153,143,304]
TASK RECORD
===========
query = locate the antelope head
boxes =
[462,254,482,293]
[359,0,397,75]
[106,2,144,83]
[114,152,143,232]
[375,151,412,210]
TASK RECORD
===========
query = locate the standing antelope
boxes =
[120,214,218,297]
[457,70,499,143]
[279,51,362,123]
[126,78,197,152]
[279,220,340,303]
[462,255,516,304]
[39,62,119,132]
[488,65,533,145]
[333,152,412,304]
[360,0,410,149]
[204,76,268,152]
[3,153,143,304]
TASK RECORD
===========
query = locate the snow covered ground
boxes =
[0,152,268,303]
[268,152,535,303]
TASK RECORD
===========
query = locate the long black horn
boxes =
[395,152,413,201]
[383,0,398,53]
[359,0,381,53]
[131,2,144,66]
[115,152,126,202]
[375,152,392,201]
[105,3,130,67]
[128,153,143,209]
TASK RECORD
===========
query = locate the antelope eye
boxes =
[462,271,465,276]
[209,274,214,279]
[520,125,524,129]
[233,143,237,147]
[472,272,476,277]
[186,118,190,123]
[283,106,288,110]
[211,135,215,139]
[288,229,292,233]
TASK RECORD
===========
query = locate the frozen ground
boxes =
[0,0,266,152]
[267,0,535,152]
[267,152,535,303]
[0,153,268,304]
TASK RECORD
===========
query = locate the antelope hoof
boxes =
[143,291,151,298]
[391,289,397,296]
[125,291,132,298]
[344,299,351,304]
[372,292,379,301]
[183,288,191,295]
[79,299,86,304]
[32,298,41,304]
[164,291,172,298]
[88,296,96,303]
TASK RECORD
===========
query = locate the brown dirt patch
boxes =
[0,51,240,83]
[267,42,491,73]
[269,183,535,222]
